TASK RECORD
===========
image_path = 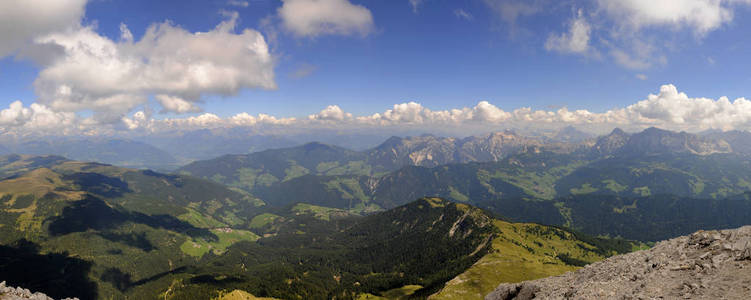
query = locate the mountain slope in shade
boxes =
[486,226,751,300]
[177,142,371,192]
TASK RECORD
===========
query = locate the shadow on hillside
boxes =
[62,172,132,198]
[141,170,184,187]
[98,232,156,252]
[47,196,217,242]
[0,239,98,300]
[189,274,245,285]
[101,266,192,292]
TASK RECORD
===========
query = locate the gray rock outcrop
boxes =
[486,226,751,300]
[0,282,78,300]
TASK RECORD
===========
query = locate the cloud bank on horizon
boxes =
[1,0,751,136]
[3,84,751,136]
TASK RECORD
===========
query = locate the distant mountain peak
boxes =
[302,141,336,150]
[591,128,631,156]
[610,128,627,135]
[551,126,593,143]
[619,127,731,156]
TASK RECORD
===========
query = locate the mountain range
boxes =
[3,126,751,299]
[0,154,639,299]
[179,127,751,241]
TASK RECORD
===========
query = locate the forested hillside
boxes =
[0,157,638,299]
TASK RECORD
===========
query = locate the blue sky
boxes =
[1,0,751,135]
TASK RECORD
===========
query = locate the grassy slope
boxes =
[214,290,280,300]
[180,228,260,257]
[357,285,424,299]
[431,220,612,300]
[0,156,273,299]
[290,203,351,221]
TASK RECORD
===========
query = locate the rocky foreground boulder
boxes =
[486,226,751,300]
[0,282,78,300]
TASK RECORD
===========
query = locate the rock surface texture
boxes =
[0,282,78,300]
[486,226,751,300]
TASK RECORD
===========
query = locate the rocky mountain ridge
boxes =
[486,226,751,300]
[371,131,544,168]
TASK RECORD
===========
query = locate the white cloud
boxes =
[228,0,249,7]
[635,74,648,80]
[471,101,512,123]
[483,0,544,27]
[0,101,78,134]
[593,0,751,68]
[409,0,424,13]
[278,0,374,37]
[121,111,153,131]
[6,84,751,135]
[595,0,750,37]
[291,63,317,78]
[309,105,353,121]
[32,13,275,121]
[0,0,87,58]
[155,95,202,114]
[621,84,751,131]
[229,112,294,126]
[486,0,751,69]
[454,9,474,21]
[545,10,592,55]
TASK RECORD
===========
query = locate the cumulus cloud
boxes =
[128,85,751,133]
[356,101,513,125]
[596,0,749,37]
[545,10,592,55]
[121,111,153,131]
[278,0,375,37]
[584,0,751,69]
[155,95,202,114]
[31,13,275,122]
[0,101,78,134]
[0,0,87,58]
[309,105,353,121]
[7,84,751,135]
[622,84,751,131]
[229,112,296,126]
